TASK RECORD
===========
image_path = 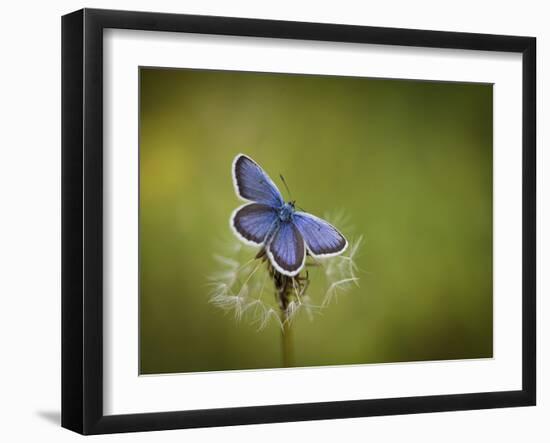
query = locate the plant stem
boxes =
[281,309,294,367]
[263,255,297,368]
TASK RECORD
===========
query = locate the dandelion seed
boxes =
[323,277,360,307]
[256,307,282,332]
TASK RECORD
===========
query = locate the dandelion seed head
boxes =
[208,220,363,329]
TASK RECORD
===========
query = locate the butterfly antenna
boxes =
[279,174,293,201]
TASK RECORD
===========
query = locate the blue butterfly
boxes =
[230,154,348,277]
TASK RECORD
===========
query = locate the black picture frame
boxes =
[62,8,536,435]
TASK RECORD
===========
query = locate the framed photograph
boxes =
[61,8,536,435]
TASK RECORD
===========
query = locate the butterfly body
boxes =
[231,154,347,276]
[278,202,295,222]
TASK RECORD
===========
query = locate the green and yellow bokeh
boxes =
[140,67,493,374]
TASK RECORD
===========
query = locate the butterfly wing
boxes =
[232,154,284,208]
[293,212,348,257]
[267,221,306,276]
[231,203,278,245]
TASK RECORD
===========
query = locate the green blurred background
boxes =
[139,68,493,375]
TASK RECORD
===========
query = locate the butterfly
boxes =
[230,154,348,277]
